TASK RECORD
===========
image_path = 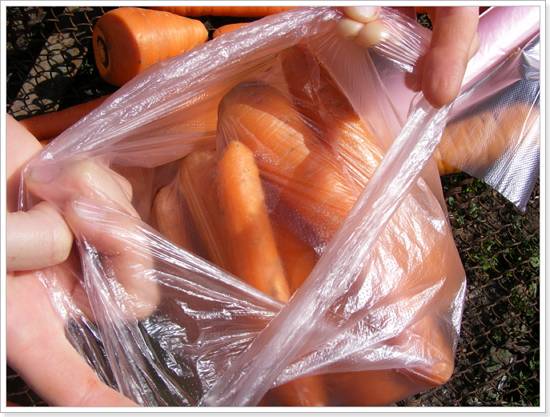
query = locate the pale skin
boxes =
[7,115,138,406]
[6,7,480,406]
[339,6,480,108]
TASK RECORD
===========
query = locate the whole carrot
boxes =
[281,45,383,185]
[217,141,327,405]
[93,7,208,86]
[217,141,290,302]
[152,6,293,17]
[325,313,456,405]
[178,150,229,268]
[272,221,318,294]
[151,182,195,251]
[19,95,109,142]
[212,22,248,39]
[434,101,538,175]
[217,82,314,189]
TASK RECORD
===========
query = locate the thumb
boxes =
[7,201,73,272]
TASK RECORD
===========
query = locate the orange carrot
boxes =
[217,141,327,406]
[325,313,456,405]
[434,101,538,175]
[280,45,462,404]
[273,221,318,294]
[19,95,109,141]
[281,45,383,185]
[326,369,433,406]
[151,182,195,251]
[217,82,314,189]
[264,375,328,406]
[212,22,248,39]
[93,7,208,86]
[278,46,386,239]
[269,223,326,406]
[217,141,290,302]
[178,150,229,268]
[218,80,361,241]
[152,6,293,17]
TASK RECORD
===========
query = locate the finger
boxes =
[7,268,137,406]
[337,18,364,40]
[27,159,137,218]
[7,115,43,211]
[7,201,73,272]
[68,199,159,319]
[468,32,480,60]
[354,20,389,49]
[109,169,133,202]
[342,6,379,23]
[26,160,159,319]
[421,7,479,107]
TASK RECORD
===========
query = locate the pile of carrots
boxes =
[145,43,464,405]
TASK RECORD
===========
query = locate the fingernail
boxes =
[425,69,456,108]
[337,18,364,40]
[355,20,389,48]
[345,6,380,23]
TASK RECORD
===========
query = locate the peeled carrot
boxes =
[212,22,248,39]
[278,46,387,238]
[218,79,361,240]
[217,141,290,302]
[19,95,109,142]
[325,312,456,405]
[151,182,195,251]
[326,369,433,406]
[93,7,208,86]
[152,6,293,17]
[178,150,228,268]
[264,375,327,406]
[217,141,327,406]
[268,222,327,406]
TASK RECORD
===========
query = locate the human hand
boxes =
[6,115,143,406]
[338,6,480,108]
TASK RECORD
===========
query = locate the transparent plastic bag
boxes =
[434,34,540,210]
[373,6,540,210]
[17,6,536,406]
